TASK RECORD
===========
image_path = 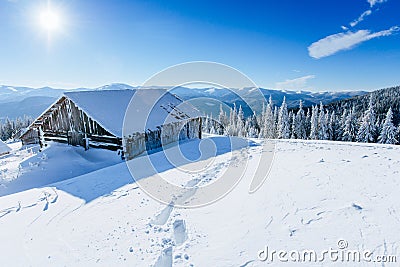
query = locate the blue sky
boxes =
[0,0,399,91]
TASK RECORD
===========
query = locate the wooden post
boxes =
[84,133,89,151]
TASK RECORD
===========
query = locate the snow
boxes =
[205,88,215,94]
[0,142,123,197]
[64,89,201,137]
[0,138,399,266]
[123,89,202,135]
[6,86,18,92]
[64,90,135,137]
[0,140,11,155]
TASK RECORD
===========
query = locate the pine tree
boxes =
[310,105,319,140]
[375,117,383,138]
[329,111,339,141]
[277,97,290,139]
[246,113,259,138]
[259,102,266,138]
[218,104,227,135]
[209,124,216,135]
[4,118,13,140]
[290,112,296,139]
[325,111,333,140]
[305,108,311,139]
[227,104,238,136]
[295,100,307,139]
[263,96,275,139]
[342,107,358,142]
[378,108,398,144]
[248,112,259,138]
[337,109,348,141]
[357,96,377,143]
[318,102,328,140]
[236,105,245,137]
[203,115,210,133]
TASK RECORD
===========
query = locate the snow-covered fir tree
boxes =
[336,109,347,141]
[218,104,228,135]
[378,107,398,144]
[318,102,328,140]
[273,106,279,136]
[294,100,307,139]
[357,96,378,143]
[277,97,290,139]
[375,117,383,138]
[290,112,296,139]
[247,112,259,138]
[305,108,311,139]
[263,96,276,139]
[226,104,238,136]
[0,116,33,141]
[325,111,333,140]
[236,105,246,137]
[245,113,259,138]
[259,102,266,138]
[209,123,216,135]
[202,115,210,133]
[310,105,319,140]
[342,107,358,142]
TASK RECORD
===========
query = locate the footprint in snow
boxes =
[151,204,173,226]
[173,219,188,246]
[153,246,172,267]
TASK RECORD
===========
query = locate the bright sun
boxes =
[39,9,61,32]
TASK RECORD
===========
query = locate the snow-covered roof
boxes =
[64,89,201,137]
[0,140,11,155]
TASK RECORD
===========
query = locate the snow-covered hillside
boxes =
[0,142,122,197]
[0,138,399,266]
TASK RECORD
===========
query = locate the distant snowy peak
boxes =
[95,83,136,91]
[4,86,18,92]
[205,88,216,94]
[0,85,64,103]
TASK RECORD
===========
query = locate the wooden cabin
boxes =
[20,89,202,159]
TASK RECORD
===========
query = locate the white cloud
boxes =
[341,25,349,31]
[367,0,387,7]
[350,10,372,27]
[275,75,315,90]
[308,26,400,59]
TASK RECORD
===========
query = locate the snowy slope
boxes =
[0,140,11,155]
[0,142,123,197]
[0,138,399,266]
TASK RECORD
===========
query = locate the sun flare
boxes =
[39,9,61,32]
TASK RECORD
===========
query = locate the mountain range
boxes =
[0,84,367,120]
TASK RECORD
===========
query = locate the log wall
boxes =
[21,97,122,149]
[124,117,202,160]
